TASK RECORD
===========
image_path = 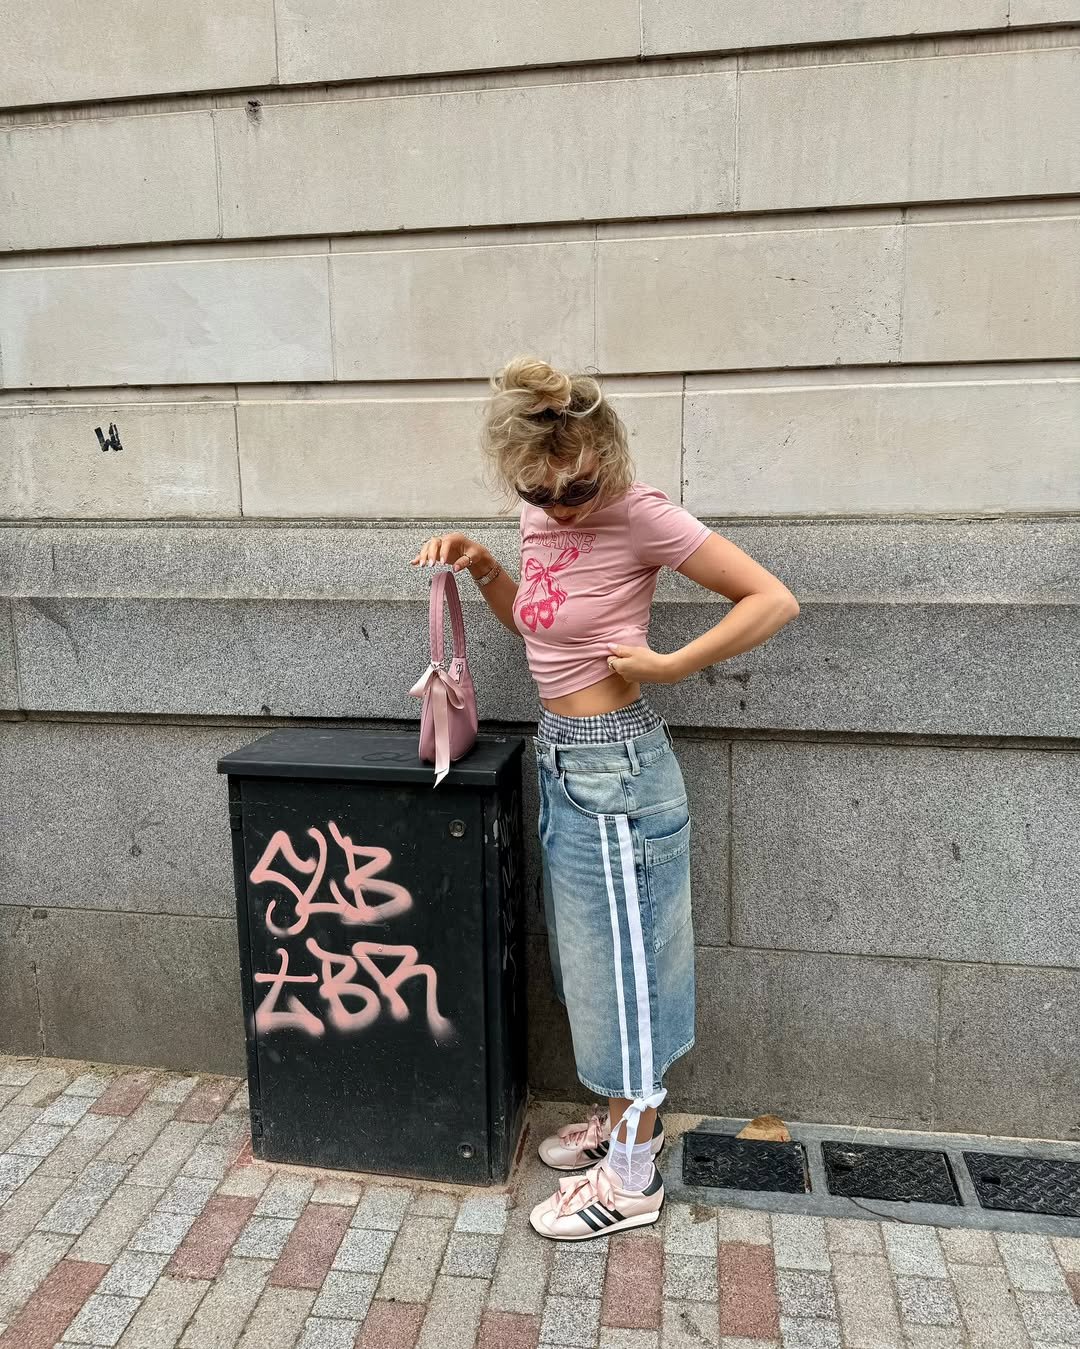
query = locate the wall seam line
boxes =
[210,107,224,240]
[726,739,735,945]
[233,401,244,518]
[327,250,338,381]
[897,205,908,361]
[7,599,22,710]
[592,223,599,368]
[733,53,742,213]
[679,370,686,502]
[270,0,282,85]
[929,960,944,1129]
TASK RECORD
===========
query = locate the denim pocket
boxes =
[643,815,692,951]
[556,766,629,820]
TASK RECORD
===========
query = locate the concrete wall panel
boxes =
[276,0,639,84]
[0,906,39,1056]
[738,48,1080,210]
[216,73,736,238]
[668,947,940,1128]
[0,256,333,388]
[903,216,1080,362]
[936,963,1080,1137]
[643,1,1008,55]
[0,402,240,519]
[329,242,595,381]
[0,721,253,919]
[597,225,903,373]
[10,594,1079,738]
[732,741,1080,967]
[0,601,17,708]
[0,113,218,253]
[236,387,681,516]
[684,375,1080,516]
[1,0,276,109]
[28,907,245,1074]
[1009,0,1080,20]
[4,516,1074,603]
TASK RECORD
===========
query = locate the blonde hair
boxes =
[479,355,634,511]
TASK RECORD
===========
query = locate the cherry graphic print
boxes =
[518,547,579,631]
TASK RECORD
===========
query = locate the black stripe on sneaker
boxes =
[642,1168,664,1196]
[587,1205,618,1227]
[608,1208,626,1222]
[576,1206,608,1231]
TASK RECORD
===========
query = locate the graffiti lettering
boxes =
[251,821,413,936]
[249,822,451,1042]
[252,948,323,1036]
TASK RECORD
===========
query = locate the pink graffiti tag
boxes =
[250,820,413,936]
[305,938,452,1042]
[249,822,452,1042]
[252,948,323,1036]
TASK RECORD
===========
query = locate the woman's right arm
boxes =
[411,532,521,636]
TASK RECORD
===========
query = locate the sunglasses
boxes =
[515,477,602,509]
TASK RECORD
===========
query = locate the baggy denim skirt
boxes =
[534,721,696,1105]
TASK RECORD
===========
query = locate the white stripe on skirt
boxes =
[599,817,632,1100]
[616,814,655,1096]
[598,813,667,1164]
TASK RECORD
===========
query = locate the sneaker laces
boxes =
[554,1161,617,1218]
[557,1109,609,1150]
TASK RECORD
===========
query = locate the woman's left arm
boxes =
[607,533,799,685]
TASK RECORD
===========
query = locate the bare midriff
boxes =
[540,672,643,717]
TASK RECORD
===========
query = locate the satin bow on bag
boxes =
[409,568,479,785]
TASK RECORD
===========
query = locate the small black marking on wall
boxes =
[95,423,122,452]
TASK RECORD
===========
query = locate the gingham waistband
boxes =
[536,697,663,746]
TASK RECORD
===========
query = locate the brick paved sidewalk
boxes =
[1,1057,1079,1348]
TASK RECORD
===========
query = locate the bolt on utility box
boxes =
[218,728,527,1184]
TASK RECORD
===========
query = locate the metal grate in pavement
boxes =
[823,1141,960,1205]
[964,1152,1080,1218]
[668,1118,1080,1238]
[682,1131,809,1193]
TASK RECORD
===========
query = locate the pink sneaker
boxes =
[530,1160,664,1240]
[537,1110,665,1172]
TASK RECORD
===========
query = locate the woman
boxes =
[411,356,799,1241]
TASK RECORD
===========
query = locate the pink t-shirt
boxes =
[514,481,712,698]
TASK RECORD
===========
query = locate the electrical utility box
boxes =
[218,729,527,1185]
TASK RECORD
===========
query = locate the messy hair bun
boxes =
[479,354,634,510]
[499,356,575,415]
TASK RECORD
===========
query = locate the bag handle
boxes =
[428,569,468,667]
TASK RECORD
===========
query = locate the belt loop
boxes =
[626,736,641,776]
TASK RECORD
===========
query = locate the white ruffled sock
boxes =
[607,1138,654,1192]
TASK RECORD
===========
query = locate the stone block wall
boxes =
[1,3,1078,1139]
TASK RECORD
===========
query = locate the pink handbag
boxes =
[409,568,479,785]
